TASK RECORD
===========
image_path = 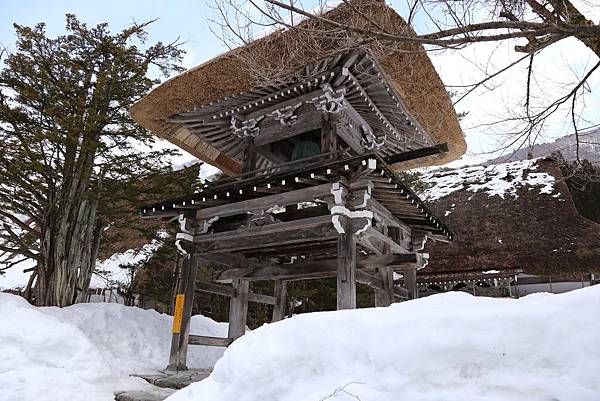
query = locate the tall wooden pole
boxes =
[228,279,249,339]
[272,280,288,322]
[404,268,418,300]
[167,249,199,371]
[374,266,394,307]
[337,215,357,309]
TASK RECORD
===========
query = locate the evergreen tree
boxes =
[0,15,184,306]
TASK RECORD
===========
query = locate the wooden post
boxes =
[167,250,199,371]
[404,268,418,300]
[243,138,257,173]
[321,114,339,153]
[272,280,288,322]
[337,216,357,309]
[374,266,394,307]
[228,279,249,340]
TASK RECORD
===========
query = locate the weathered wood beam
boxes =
[337,215,357,310]
[193,215,337,253]
[195,183,333,220]
[374,266,394,307]
[213,253,422,283]
[357,226,409,255]
[403,268,418,300]
[272,280,288,322]
[383,143,448,165]
[167,252,200,371]
[254,109,323,147]
[188,335,233,347]
[196,281,276,305]
[228,279,249,340]
[356,270,383,289]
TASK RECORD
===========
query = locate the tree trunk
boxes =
[34,197,103,307]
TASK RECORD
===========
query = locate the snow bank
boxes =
[0,293,227,401]
[420,158,556,201]
[168,286,600,401]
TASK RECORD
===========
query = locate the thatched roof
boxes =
[130,0,465,175]
[421,158,600,279]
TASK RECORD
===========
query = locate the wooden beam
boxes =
[383,143,449,165]
[195,183,333,220]
[196,281,276,305]
[356,270,383,289]
[337,215,357,310]
[272,280,288,322]
[228,279,249,340]
[403,268,418,300]
[374,266,394,307]
[357,227,409,255]
[167,252,199,371]
[213,253,422,283]
[193,215,337,253]
[254,108,323,147]
[188,335,233,347]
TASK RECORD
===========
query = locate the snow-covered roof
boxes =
[420,158,557,201]
[421,158,600,277]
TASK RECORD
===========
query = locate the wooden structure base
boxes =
[151,153,449,371]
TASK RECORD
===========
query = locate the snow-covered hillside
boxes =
[168,286,600,401]
[0,293,227,401]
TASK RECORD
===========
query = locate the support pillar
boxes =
[374,266,394,307]
[167,250,199,371]
[337,216,357,309]
[272,280,288,322]
[228,279,249,339]
[403,268,418,300]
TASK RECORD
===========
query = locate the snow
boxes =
[420,159,556,201]
[0,293,227,401]
[0,232,168,292]
[168,286,600,401]
[91,230,168,289]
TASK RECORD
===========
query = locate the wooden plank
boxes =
[167,252,199,371]
[357,226,409,255]
[356,270,383,289]
[403,268,418,300]
[188,335,233,347]
[228,279,249,340]
[383,143,449,165]
[196,281,236,297]
[193,215,337,253]
[272,280,288,322]
[375,266,394,307]
[337,215,357,310]
[248,291,277,306]
[196,281,276,305]
[254,109,323,147]
[195,183,333,220]
[213,253,421,282]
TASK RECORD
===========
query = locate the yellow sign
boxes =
[172,294,185,334]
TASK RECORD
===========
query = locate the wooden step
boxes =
[115,390,174,401]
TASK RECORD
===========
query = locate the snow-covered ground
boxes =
[168,286,600,401]
[2,286,599,401]
[0,293,227,401]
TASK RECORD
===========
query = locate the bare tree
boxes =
[209,0,600,164]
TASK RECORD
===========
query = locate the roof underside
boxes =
[168,49,435,171]
[141,153,453,241]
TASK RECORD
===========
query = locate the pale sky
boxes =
[2,0,599,170]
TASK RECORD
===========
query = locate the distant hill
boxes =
[485,128,600,164]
